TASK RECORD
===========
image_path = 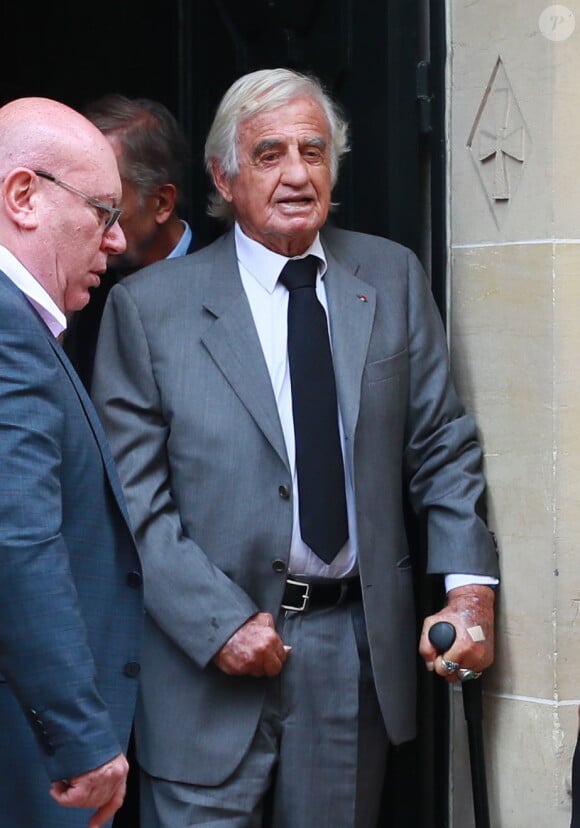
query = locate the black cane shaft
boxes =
[466,721,490,828]
[462,674,483,722]
[463,679,490,828]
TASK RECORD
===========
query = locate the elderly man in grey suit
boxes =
[92,68,499,827]
[0,97,143,827]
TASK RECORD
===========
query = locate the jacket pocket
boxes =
[365,349,408,384]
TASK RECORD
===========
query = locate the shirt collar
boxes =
[0,245,66,337]
[234,223,327,294]
[167,221,192,259]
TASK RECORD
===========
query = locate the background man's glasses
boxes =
[34,170,122,231]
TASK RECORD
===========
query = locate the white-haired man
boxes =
[93,68,499,827]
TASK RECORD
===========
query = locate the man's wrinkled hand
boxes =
[213,612,290,677]
[50,752,128,828]
[419,584,495,683]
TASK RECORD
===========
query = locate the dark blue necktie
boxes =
[279,255,349,564]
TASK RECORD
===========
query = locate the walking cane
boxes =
[429,621,491,828]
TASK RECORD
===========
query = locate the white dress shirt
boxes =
[235,225,497,590]
[0,245,65,336]
[236,224,357,578]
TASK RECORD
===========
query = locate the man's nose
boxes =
[103,221,126,255]
[280,149,310,185]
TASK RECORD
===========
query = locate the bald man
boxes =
[0,98,143,828]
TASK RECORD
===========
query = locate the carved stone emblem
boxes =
[467,58,529,222]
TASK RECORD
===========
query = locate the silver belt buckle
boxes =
[281,578,312,612]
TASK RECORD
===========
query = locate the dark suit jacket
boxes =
[0,272,143,827]
[63,236,200,390]
[92,226,499,787]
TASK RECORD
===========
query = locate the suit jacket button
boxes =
[126,570,142,588]
[123,661,141,678]
[272,559,286,573]
[278,485,290,499]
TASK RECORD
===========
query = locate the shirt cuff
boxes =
[444,574,499,592]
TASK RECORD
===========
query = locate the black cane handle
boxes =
[428,620,456,653]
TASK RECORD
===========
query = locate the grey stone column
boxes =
[446,3,580,825]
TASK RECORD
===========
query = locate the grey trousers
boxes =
[141,599,389,828]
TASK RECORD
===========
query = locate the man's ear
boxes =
[210,159,234,203]
[153,183,177,225]
[3,168,40,229]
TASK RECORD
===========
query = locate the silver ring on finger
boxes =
[457,667,482,682]
[441,658,460,675]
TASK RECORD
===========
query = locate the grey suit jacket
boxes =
[92,226,499,786]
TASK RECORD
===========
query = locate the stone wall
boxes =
[447,2,580,825]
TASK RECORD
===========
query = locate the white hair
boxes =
[204,68,349,221]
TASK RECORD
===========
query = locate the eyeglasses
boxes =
[34,170,122,231]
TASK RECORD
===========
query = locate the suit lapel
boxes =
[323,240,376,459]
[0,271,133,528]
[200,235,289,469]
[199,230,377,471]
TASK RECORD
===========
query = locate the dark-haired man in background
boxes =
[64,94,199,389]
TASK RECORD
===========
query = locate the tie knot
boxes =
[279,255,318,291]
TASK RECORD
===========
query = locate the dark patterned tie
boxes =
[279,255,349,564]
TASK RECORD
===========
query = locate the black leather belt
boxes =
[281,576,362,613]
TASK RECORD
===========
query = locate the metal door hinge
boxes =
[416,60,433,135]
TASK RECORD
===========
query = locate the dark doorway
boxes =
[0,2,181,111]
[1,1,448,825]
[184,0,422,254]
[2,0,423,256]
